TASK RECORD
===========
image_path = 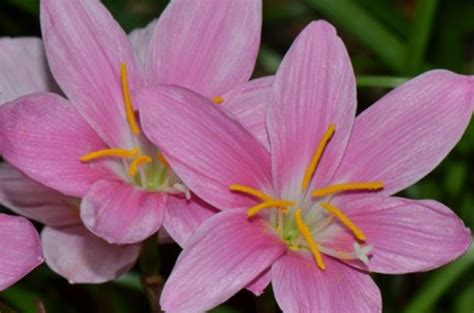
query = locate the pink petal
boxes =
[246,268,271,296]
[266,21,356,195]
[137,85,272,210]
[221,76,273,150]
[272,252,381,313]
[333,70,474,195]
[42,225,140,284]
[146,0,261,97]
[0,163,80,226]
[338,195,472,274]
[160,210,285,312]
[0,37,58,103]
[80,179,166,244]
[40,0,142,147]
[0,93,109,197]
[163,194,218,247]
[128,19,157,70]
[0,214,43,291]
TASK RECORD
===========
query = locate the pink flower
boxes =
[0,212,43,291]
[0,163,140,283]
[0,0,263,246]
[136,21,473,312]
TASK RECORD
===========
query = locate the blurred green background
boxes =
[0,0,473,312]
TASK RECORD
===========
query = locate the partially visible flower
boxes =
[0,0,263,247]
[0,163,139,284]
[0,213,43,291]
[136,21,473,312]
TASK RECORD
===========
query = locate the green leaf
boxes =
[404,0,439,74]
[304,0,407,73]
[403,245,474,313]
[356,75,409,88]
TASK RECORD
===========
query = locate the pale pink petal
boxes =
[221,76,273,150]
[42,225,140,284]
[0,93,109,197]
[272,252,381,313]
[333,70,473,195]
[0,163,80,226]
[0,37,58,103]
[337,195,472,274]
[160,210,285,312]
[138,85,272,210]
[266,21,356,196]
[128,19,157,70]
[246,268,271,296]
[81,179,166,244]
[163,194,218,247]
[147,0,262,97]
[40,0,142,147]
[0,214,43,291]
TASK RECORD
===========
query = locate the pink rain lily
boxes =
[0,0,263,246]
[136,21,473,312]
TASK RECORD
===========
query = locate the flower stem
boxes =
[139,235,163,313]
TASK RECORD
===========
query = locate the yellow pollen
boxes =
[156,152,169,167]
[320,202,366,241]
[301,124,336,191]
[80,147,139,162]
[120,64,141,135]
[229,184,273,202]
[312,181,384,197]
[128,155,152,177]
[294,209,325,270]
[247,200,294,218]
[211,96,224,105]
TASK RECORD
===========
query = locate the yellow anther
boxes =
[211,96,224,105]
[247,200,294,218]
[301,124,336,191]
[312,181,384,197]
[156,152,169,167]
[80,147,139,162]
[320,202,366,241]
[229,184,273,202]
[120,63,141,135]
[294,209,325,270]
[128,155,152,177]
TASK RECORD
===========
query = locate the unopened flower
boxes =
[136,21,473,312]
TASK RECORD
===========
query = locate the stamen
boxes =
[211,96,224,105]
[247,200,294,218]
[312,181,384,197]
[120,64,141,135]
[301,124,336,191]
[128,155,152,177]
[80,147,139,162]
[294,209,325,270]
[229,184,273,202]
[320,202,366,241]
[156,152,169,167]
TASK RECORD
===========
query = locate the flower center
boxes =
[230,124,384,270]
[79,64,189,197]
